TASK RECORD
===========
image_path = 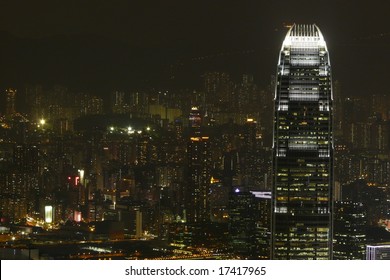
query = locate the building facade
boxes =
[272,24,334,259]
[333,201,366,259]
[187,107,212,223]
[366,245,390,260]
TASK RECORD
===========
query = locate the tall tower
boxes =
[272,24,334,259]
[187,107,211,223]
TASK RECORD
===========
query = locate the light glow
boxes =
[45,206,53,223]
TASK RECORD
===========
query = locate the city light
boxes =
[1,14,390,264]
[273,24,333,260]
[78,169,84,183]
[45,206,53,223]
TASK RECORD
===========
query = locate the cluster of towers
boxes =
[1,24,388,260]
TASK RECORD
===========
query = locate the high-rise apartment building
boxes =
[187,135,211,223]
[187,107,211,223]
[272,24,334,259]
[241,118,263,189]
[111,91,130,114]
[5,88,17,116]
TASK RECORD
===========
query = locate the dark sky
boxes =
[1,0,390,96]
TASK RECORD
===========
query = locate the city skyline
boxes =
[1,2,390,260]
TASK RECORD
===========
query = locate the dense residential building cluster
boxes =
[0,73,274,259]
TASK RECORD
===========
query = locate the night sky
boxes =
[1,0,390,96]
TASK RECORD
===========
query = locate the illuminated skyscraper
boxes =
[188,106,202,134]
[187,135,211,223]
[272,24,333,259]
[187,107,211,223]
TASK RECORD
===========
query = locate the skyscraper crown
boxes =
[282,23,327,49]
[289,24,321,38]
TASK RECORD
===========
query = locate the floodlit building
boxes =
[272,24,334,259]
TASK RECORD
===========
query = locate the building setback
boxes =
[272,24,334,259]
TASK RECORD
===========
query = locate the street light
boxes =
[37,118,46,128]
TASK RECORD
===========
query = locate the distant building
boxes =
[187,107,211,223]
[241,118,262,189]
[372,94,390,121]
[93,220,125,240]
[13,145,39,173]
[88,96,104,115]
[111,91,129,114]
[80,94,104,115]
[342,179,388,226]
[333,201,366,259]
[188,106,202,133]
[366,245,390,260]
[204,72,232,106]
[0,171,38,221]
[228,189,256,258]
[0,248,39,260]
[187,135,211,223]
[252,191,272,259]
[5,88,16,116]
[148,104,182,123]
